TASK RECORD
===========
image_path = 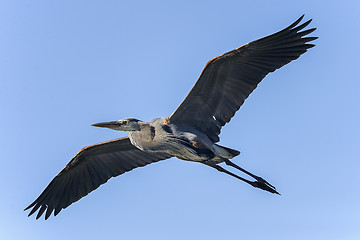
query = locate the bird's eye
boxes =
[124,120,129,125]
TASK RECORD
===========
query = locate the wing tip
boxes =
[25,204,54,220]
[306,43,316,49]
[288,15,316,33]
[24,205,32,212]
[288,14,305,29]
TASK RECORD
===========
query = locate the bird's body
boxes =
[25,15,317,220]
[127,118,238,162]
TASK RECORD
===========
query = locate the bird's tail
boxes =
[213,144,240,159]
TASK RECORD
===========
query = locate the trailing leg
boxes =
[223,159,277,191]
[202,161,279,194]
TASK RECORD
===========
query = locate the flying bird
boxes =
[25,15,317,220]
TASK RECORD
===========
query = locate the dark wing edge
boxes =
[24,137,171,220]
[168,15,317,142]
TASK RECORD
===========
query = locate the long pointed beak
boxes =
[91,121,120,129]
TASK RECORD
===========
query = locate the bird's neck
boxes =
[138,121,150,130]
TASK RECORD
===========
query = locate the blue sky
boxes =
[1,1,359,239]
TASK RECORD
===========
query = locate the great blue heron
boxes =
[25,15,317,220]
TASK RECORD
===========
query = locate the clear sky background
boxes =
[1,1,359,239]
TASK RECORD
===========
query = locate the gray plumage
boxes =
[25,15,317,220]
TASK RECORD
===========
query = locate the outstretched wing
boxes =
[25,137,171,220]
[169,15,317,142]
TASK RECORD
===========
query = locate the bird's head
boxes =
[92,118,141,131]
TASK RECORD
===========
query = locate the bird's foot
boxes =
[251,179,280,195]
[254,176,276,189]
